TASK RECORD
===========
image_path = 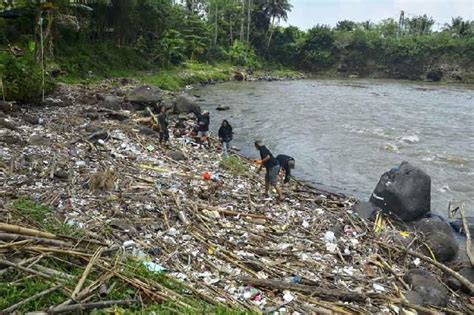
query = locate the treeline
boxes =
[1,1,474,101]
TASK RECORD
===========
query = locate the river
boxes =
[194,79,474,217]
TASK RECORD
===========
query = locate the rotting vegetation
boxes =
[1,81,473,314]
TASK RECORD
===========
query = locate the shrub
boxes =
[1,52,54,103]
[219,156,248,176]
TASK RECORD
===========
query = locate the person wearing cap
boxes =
[276,154,295,185]
[197,111,211,147]
[255,141,283,201]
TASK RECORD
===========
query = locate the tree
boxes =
[443,17,472,37]
[262,0,292,49]
[336,20,356,32]
[407,14,434,35]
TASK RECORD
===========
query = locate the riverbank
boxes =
[1,81,473,313]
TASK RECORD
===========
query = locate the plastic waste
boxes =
[143,261,167,273]
[324,231,336,243]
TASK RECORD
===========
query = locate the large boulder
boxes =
[370,161,430,222]
[351,201,379,220]
[403,269,449,307]
[102,94,123,110]
[174,95,201,115]
[126,86,163,110]
[414,216,458,262]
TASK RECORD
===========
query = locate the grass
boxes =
[140,62,233,91]
[219,156,249,176]
[12,198,85,237]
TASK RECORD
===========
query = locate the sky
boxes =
[283,0,474,30]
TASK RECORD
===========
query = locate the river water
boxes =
[194,79,474,217]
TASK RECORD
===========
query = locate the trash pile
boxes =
[1,82,473,314]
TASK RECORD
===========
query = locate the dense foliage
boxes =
[0,1,473,101]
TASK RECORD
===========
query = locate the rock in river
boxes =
[403,268,449,307]
[370,161,430,222]
[414,216,458,262]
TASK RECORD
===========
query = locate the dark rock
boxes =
[426,69,443,82]
[0,118,18,131]
[449,217,474,236]
[403,269,449,307]
[89,130,109,141]
[102,95,122,110]
[446,267,474,292]
[168,150,187,161]
[2,134,24,145]
[127,86,163,109]
[138,126,157,136]
[23,114,42,125]
[96,93,106,101]
[28,135,49,146]
[119,78,130,86]
[174,95,201,115]
[415,216,458,262]
[370,161,431,222]
[0,101,15,114]
[54,170,69,181]
[404,290,424,306]
[351,201,379,220]
[216,105,230,111]
[234,71,246,81]
[147,247,161,257]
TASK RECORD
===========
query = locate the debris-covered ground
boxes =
[0,82,473,314]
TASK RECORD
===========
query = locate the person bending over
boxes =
[255,140,283,201]
[276,154,295,185]
[197,111,211,148]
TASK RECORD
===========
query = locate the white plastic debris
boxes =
[302,220,309,228]
[413,258,421,266]
[373,283,385,292]
[123,240,136,248]
[325,243,338,253]
[324,231,336,243]
[283,291,295,302]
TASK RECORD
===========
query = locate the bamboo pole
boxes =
[460,204,474,267]
[0,223,57,239]
[71,247,104,300]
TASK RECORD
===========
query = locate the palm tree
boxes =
[263,0,292,49]
[444,17,472,37]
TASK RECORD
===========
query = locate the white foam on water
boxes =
[400,135,419,143]
[438,185,451,193]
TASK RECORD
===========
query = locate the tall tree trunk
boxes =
[266,16,275,50]
[240,0,245,41]
[246,0,251,43]
[214,1,218,45]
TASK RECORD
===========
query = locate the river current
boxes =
[194,79,474,217]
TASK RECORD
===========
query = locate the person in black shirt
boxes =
[157,106,169,147]
[197,111,211,147]
[218,120,233,158]
[276,154,295,185]
[255,140,283,201]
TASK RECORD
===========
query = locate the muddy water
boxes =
[195,79,474,217]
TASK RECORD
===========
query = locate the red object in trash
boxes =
[202,172,211,181]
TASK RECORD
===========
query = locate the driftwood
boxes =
[1,284,62,313]
[49,299,137,314]
[460,205,474,267]
[239,277,370,302]
[379,242,474,294]
[0,223,57,239]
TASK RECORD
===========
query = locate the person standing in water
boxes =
[218,120,233,158]
[255,140,283,201]
[157,106,169,147]
[276,154,295,186]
